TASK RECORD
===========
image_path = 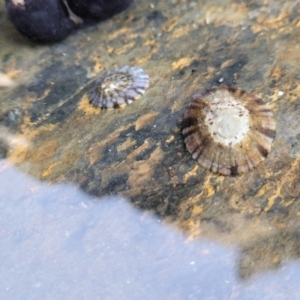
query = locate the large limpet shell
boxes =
[89,66,149,109]
[181,85,276,176]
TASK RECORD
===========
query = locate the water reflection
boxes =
[0,161,299,299]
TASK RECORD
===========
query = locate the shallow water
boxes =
[1,161,300,299]
[1,0,300,299]
[0,162,300,299]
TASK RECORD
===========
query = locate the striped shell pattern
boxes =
[89,66,149,109]
[181,85,276,176]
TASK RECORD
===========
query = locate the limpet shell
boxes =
[89,66,149,109]
[181,85,276,176]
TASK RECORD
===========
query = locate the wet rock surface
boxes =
[1,0,300,283]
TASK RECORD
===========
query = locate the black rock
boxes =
[66,0,134,22]
[5,0,134,43]
[5,0,77,43]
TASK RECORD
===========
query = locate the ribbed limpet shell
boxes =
[89,66,149,109]
[181,85,276,176]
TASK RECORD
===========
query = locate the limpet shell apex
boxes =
[89,66,149,109]
[181,85,276,176]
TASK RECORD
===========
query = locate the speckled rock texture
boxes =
[1,0,300,279]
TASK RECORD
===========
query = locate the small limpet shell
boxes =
[181,85,276,176]
[89,66,149,109]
